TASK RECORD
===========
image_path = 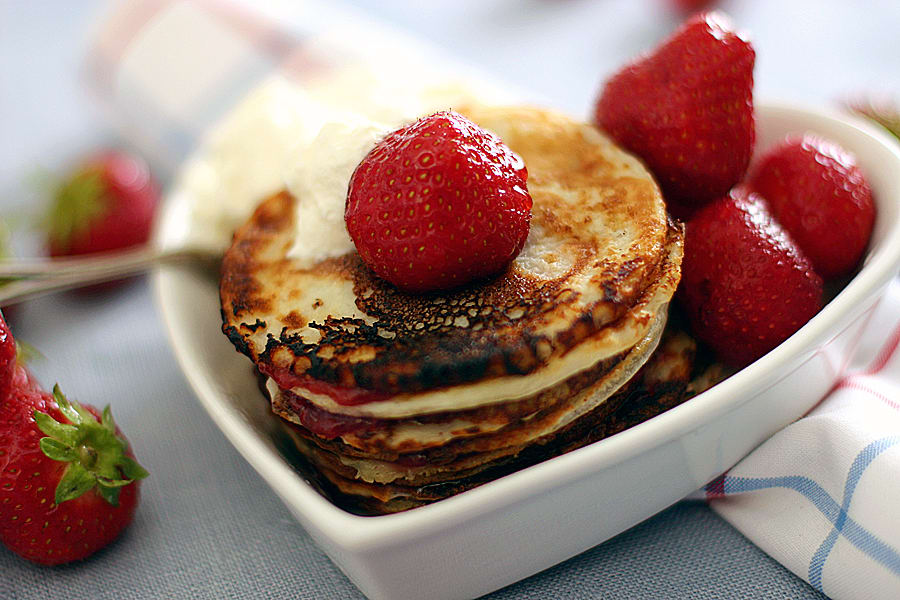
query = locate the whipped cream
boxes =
[284,116,393,266]
[179,77,327,252]
[282,67,511,266]
[180,65,516,255]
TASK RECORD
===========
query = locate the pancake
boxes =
[283,327,698,513]
[220,104,686,514]
[278,308,664,483]
[269,309,664,481]
[221,105,682,419]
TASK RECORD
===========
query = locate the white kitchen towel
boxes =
[707,277,900,600]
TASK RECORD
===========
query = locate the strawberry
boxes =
[748,135,875,279]
[345,110,532,292]
[594,12,755,217]
[678,186,823,367]
[0,321,148,565]
[45,151,158,257]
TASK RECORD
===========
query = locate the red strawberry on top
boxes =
[679,186,823,367]
[0,316,148,565]
[45,151,158,257]
[594,12,755,217]
[345,110,533,292]
[748,135,875,279]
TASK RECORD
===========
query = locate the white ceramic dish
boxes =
[153,102,900,600]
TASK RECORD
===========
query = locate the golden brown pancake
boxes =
[220,105,686,514]
[221,106,682,419]
[269,311,664,483]
[283,328,698,513]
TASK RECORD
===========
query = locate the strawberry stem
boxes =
[44,169,107,253]
[77,445,98,470]
[34,385,148,506]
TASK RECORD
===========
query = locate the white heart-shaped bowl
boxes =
[154,102,900,600]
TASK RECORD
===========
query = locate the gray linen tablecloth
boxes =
[3,0,899,597]
[0,285,822,600]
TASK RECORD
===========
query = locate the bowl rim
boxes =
[153,99,900,550]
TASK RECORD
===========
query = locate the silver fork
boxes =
[0,246,220,305]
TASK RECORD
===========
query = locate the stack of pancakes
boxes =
[220,106,685,513]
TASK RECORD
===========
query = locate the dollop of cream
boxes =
[281,67,517,267]
[178,64,518,256]
[180,76,328,252]
[285,116,393,266]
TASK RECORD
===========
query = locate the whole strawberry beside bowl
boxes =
[45,151,158,258]
[0,314,148,565]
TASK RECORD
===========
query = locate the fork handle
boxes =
[0,247,216,305]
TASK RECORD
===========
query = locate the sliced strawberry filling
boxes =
[278,398,434,468]
[280,388,381,439]
[260,363,394,406]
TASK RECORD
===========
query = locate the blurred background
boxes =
[1,1,899,598]
[4,0,900,221]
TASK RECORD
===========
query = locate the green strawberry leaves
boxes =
[847,97,900,142]
[33,411,78,446]
[55,463,99,505]
[14,340,43,366]
[44,168,107,253]
[38,438,76,462]
[120,456,148,480]
[34,385,148,506]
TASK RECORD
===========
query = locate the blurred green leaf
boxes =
[846,97,900,141]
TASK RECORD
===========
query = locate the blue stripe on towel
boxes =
[808,436,900,591]
[713,436,900,594]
